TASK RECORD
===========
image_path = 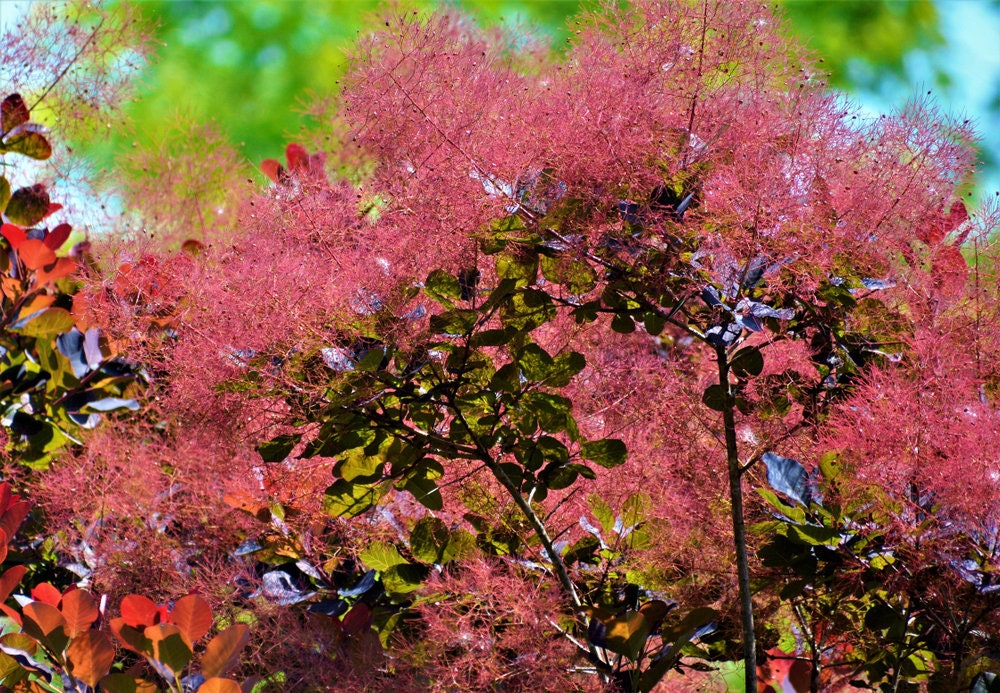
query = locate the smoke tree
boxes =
[1,1,998,691]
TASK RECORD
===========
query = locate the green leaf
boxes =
[323,479,388,518]
[701,384,728,412]
[442,529,478,563]
[501,290,555,331]
[425,269,462,306]
[470,327,515,347]
[360,541,408,572]
[489,362,521,393]
[410,517,450,564]
[731,346,764,378]
[4,184,49,226]
[337,447,384,482]
[257,434,300,463]
[515,343,553,381]
[403,475,443,510]
[546,351,585,387]
[588,494,615,535]
[0,175,10,212]
[3,130,53,160]
[539,254,597,294]
[429,309,478,336]
[381,563,429,595]
[538,460,578,490]
[11,307,75,337]
[580,438,627,468]
[611,312,635,334]
[786,523,843,546]
[564,535,601,565]
[355,345,388,371]
[495,252,538,284]
[642,311,666,336]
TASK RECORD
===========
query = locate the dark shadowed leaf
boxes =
[731,346,764,378]
[701,384,728,411]
[410,517,450,564]
[338,569,378,599]
[5,184,50,226]
[1,94,29,133]
[580,438,627,468]
[256,434,300,462]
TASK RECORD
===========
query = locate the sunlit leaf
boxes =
[197,678,242,693]
[170,594,213,647]
[66,630,115,686]
[359,542,407,572]
[60,589,100,637]
[120,595,160,629]
[201,624,249,679]
[144,624,191,675]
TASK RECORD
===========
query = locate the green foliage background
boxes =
[103,0,995,190]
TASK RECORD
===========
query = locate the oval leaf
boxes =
[144,624,192,675]
[4,129,53,160]
[43,223,72,251]
[120,594,160,629]
[60,589,100,637]
[12,307,75,336]
[201,623,249,679]
[580,438,627,468]
[170,595,213,646]
[5,184,49,227]
[66,630,115,686]
[197,679,242,693]
[17,238,56,270]
[1,94,30,133]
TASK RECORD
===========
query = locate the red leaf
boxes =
[43,202,63,219]
[1,223,26,249]
[61,588,100,637]
[23,600,68,637]
[341,603,373,636]
[0,565,27,603]
[35,257,77,285]
[120,594,160,629]
[170,594,213,646]
[110,616,151,654]
[0,602,22,625]
[261,159,283,183]
[18,238,57,270]
[0,498,30,539]
[201,623,250,678]
[1,94,30,133]
[196,678,242,693]
[44,223,72,250]
[66,630,116,686]
[286,143,309,171]
[31,582,63,607]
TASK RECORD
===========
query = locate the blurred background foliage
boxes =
[10,0,1000,203]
